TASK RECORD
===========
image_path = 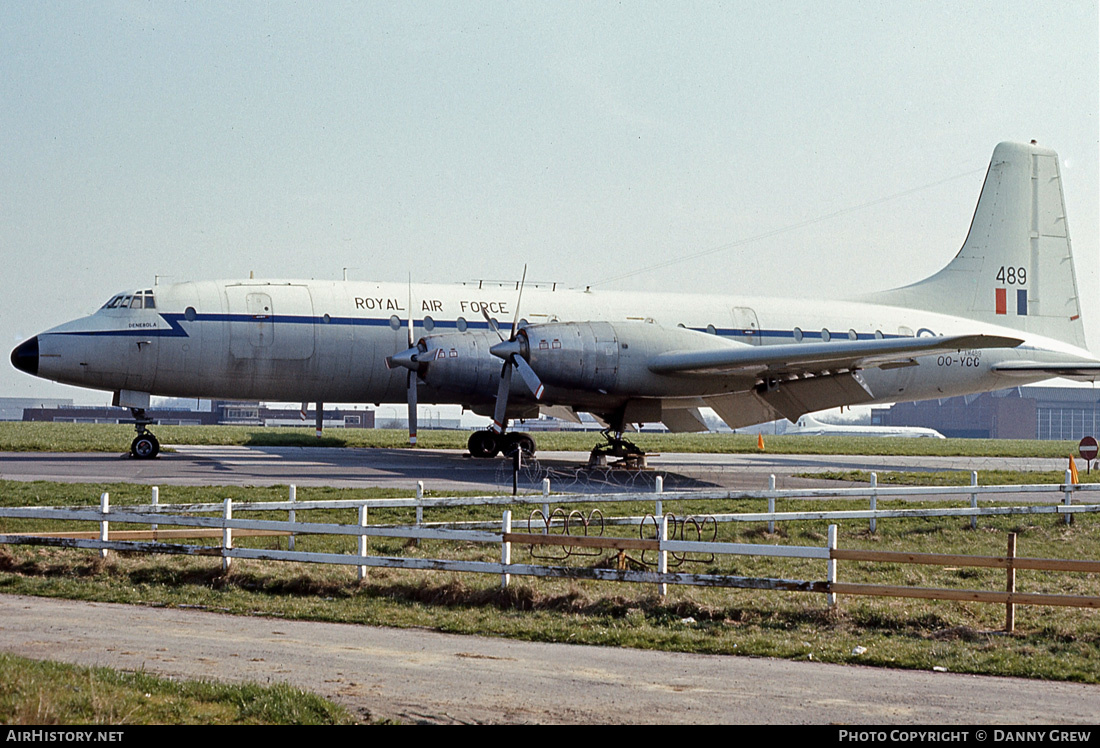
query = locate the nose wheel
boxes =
[130,433,160,459]
[128,408,160,459]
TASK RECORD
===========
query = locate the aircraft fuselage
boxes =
[17,278,1091,416]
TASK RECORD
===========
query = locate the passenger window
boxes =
[456,317,468,332]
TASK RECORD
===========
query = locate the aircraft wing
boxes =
[650,333,1023,424]
[648,334,1023,376]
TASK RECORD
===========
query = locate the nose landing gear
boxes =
[128,408,160,459]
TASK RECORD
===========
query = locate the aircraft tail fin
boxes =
[861,142,1086,348]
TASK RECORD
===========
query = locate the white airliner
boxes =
[786,414,946,439]
[11,142,1100,461]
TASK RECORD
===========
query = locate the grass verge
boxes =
[801,469,1100,485]
[0,652,356,725]
[0,421,1088,457]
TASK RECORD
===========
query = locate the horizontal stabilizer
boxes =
[992,362,1100,382]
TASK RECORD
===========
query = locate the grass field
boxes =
[0,421,1089,458]
[1,479,1097,690]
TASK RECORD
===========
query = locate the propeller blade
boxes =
[515,356,544,400]
[406,370,418,445]
[490,363,513,434]
[407,279,414,348]
[482,306,505,341]
[510,264,527,339]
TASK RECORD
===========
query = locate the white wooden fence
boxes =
[1,474,1098,603]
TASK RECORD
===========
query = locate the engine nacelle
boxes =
[521,321,747,397]
[414,330,504,398]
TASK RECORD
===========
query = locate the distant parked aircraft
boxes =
[787,414,946,439]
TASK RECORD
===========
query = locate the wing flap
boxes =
[660,406,710,433]
[759,371,875,422]
[705,392,781,430]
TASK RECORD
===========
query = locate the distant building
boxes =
[0,398,75,421]
[18,400,374,429]
[873,386,1100,440]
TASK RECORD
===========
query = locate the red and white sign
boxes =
[1079,436,1098,462]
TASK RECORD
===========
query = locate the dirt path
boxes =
[2,594,1097,724]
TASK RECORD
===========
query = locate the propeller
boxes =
[485,266,544,434]
[384,281,442,446]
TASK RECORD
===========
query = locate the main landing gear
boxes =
[467,430,536,459]
[128,408,160,459]
[588,428,647,469]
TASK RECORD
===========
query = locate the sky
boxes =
[2,0,1098,408]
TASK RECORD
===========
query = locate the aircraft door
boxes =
[226,285,315,360]
[730,307,761,345]
[244,293,274,349]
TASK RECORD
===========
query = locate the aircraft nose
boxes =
[10,336,39,377]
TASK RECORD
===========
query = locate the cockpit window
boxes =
[100,290,156,310]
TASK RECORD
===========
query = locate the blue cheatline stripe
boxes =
[53,312,909,342]
[1017,288,1028,316]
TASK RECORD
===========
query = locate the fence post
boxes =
[416,481,424,547]
[358,504,368,581]
[1005,532,1017,633]
[869,472,878,534]
[767,474,776,534]
[222,499,232,573]
[1064,470,1074,526]
[542,478,551,534]
[501,510,511,589]
[655,475,663,519]
[288,484,296,551]
[658,514,668,597]
[970,471,978,530]
[99,492,109,560]
[827,524,837,608]
[151,486,159,534]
